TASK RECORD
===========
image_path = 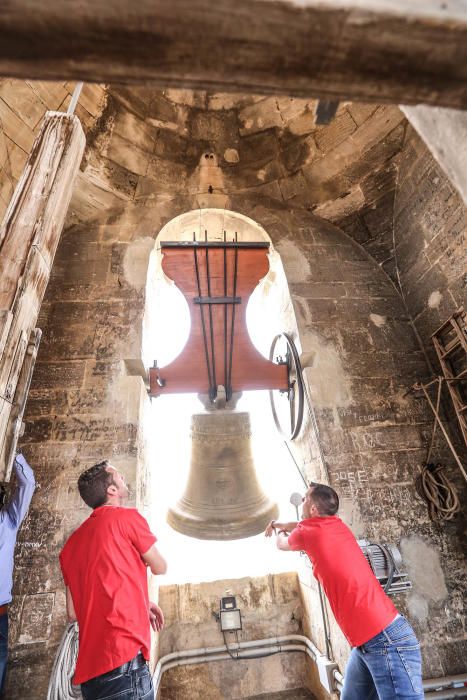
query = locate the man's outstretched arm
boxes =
[264,520,298,537]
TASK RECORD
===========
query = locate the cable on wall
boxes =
[46,622,81,700]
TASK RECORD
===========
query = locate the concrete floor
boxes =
[244,690,316,700]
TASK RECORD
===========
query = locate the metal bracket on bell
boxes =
[153,360,166,387]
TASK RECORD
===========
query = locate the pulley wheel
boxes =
[269,333,304,440]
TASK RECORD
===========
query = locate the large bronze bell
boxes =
[167,410,278,540]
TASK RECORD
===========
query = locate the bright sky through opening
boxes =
[145,262,305,584]
[148,391,305,584]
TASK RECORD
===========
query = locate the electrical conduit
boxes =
[154,634,467,698]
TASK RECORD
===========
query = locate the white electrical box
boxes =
[316,654,338,693]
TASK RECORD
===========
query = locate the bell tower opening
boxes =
[143,208,306,584]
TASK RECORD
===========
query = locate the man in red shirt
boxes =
[265,483,423,699]
[60,460,167,700]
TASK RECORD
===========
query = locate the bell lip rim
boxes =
[166,505,279,540]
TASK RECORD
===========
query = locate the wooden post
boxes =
[0,112,85,481]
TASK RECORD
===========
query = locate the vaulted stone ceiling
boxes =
[52,84,405,280]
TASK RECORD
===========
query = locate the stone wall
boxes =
[242,204,466,679]
[9,198,465,697]
[394,124,467,383]
[1,83,465,697]
[157,573,312,700]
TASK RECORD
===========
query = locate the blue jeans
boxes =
[341,616,423,700]
[0,614,7,697]
[81,662,154,700]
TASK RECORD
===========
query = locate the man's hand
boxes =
[66,586,77,623]
[265,520,298,537]
[265,520,277,537]
[149,601,164,632]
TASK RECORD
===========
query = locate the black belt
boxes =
[99,653,146,679]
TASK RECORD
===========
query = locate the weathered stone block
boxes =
[18,593,55,644]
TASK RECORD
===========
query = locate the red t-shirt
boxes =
[59,506,157,684]
[288,516,397,647]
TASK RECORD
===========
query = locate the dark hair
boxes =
[309,482,339,516]
[78,460,114,509]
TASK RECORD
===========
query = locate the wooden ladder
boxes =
[432,307,467,446]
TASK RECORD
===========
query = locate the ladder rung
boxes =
[448,368,467,382]
[432,308,465,338]
[459,405,467,414]
[441,338,461,358]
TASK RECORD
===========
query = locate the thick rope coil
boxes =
[46,622,82,700]
[415,376,461,522]
[416,462,461,522]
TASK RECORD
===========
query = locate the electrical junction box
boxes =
[316,654,338,693]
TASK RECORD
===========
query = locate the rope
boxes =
[46,623,82,700]
[426,377,442,466]
[416,378,467,482]
[278,335,334,660]
[415,376,461,521]
[415,463,460,522]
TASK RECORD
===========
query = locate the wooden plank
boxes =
[3,135,28,181]
[0,247,48,399]
[0,396,13,480]
[0,112,85,480]
[0,112,86,306]
[0,96,35,152]
[0,80,47,130]
[26,80,69,112]
[0,310,13,359]
[0,1,467,107]
[0,328,41,482]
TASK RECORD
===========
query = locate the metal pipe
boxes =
[153,635,321,692]
[154,633,467,698]
[333,669,344,684]
[333,667,467,696]
[425,689,467,699]
[156,633,320,670]
[67,82,83,115]
[161,644,314,674]
[424,675,467,691]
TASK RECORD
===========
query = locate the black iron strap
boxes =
[194,296,241,305]
[193,247,215,399]
[205,246,217,394]
[161,241,269,249]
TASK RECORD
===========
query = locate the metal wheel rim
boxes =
[269,333,304,440]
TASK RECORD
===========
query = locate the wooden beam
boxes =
[0,112,85,481]
[0,1,467,108]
